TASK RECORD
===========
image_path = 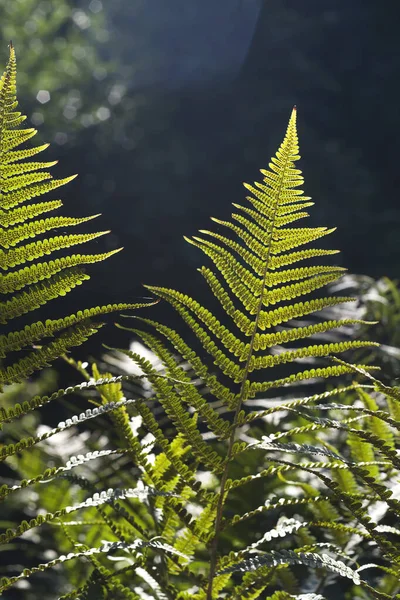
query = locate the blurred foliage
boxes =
[327,275,400,383]
[1,0,111,142]
[361,277,400,381]
[0,371,61,600]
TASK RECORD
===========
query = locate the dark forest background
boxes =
[1,0,399,355]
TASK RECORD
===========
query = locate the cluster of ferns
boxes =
[1,44,400,600]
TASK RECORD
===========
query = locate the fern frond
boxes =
[0,174,78,210]
[249,439,343,461]
[133,398,206,484]
[127,317,237,406]
[0,391,141,458]
[2,142,51,164]
[0,487,178,546]
[356,387,396,450]
[2,52,394,600]
[247,364,379,397]
[303,401,400,433]
[225,493,353,529]
[229,568,274,600]
[136,567,171,600]
[127,107,388,597]
[263,592,325,600]
[147,285,358,335]
[0,448,129,501]
[0,44,150,383]
[278,410,400,471]
[0,372,149,424]
[1,159,58,178]
[240,384,366,425]
[117,326,231,439]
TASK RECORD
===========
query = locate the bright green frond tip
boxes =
[142,106,377,405]
[0,44,151,384]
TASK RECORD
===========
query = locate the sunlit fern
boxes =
[112,107,400,598]
[1,51,400,599]
[0,43,151,388]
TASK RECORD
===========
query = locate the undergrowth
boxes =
[1,44,400,600]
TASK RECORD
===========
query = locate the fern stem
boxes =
[205,289,267,598]
[206,405,244,598]
[206,129,293,598]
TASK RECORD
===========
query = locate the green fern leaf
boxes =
[125,107,386,596]
[0,43,152,383]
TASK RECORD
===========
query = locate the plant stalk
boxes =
[205,143,291,597]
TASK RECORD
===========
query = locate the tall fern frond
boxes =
[0,43,152,385]
[123,107,385,597]
[142,108,376,400]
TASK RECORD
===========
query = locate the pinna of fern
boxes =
[0,43,153,387]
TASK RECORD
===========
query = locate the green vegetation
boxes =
[1,45,400,600]
[1,0,110,141]
[0,43,151,387]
